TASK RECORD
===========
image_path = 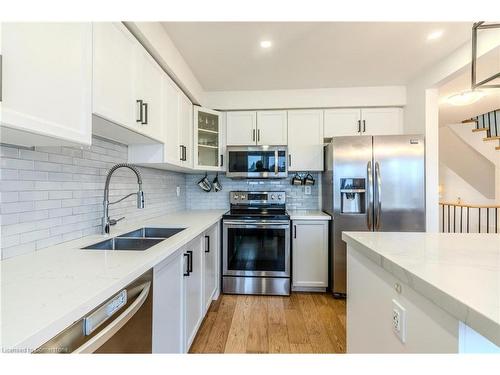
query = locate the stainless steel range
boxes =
[222,191,291,296]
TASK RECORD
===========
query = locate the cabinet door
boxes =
[93,22,137,131]
[287,110,324,171]
[203,223,219,313]
[226,111,257,145]
[1,22,92,146]
[194,107,222,170]
[135,45,164,141]
[153,252,184,353]
[292,220,329,288]
[360,108,403,136]
[162,76,181,165]
[257,111,287,145]
[184,237,203,351]
[324,109,361,137]
[179,92,193,168]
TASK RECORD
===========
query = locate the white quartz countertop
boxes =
[342,232,500,347]
[1,210,226,352]
[288,210,331,220]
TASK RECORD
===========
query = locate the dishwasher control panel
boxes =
[83,289,127,336]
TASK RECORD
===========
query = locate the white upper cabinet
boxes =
[226,111,257,146]
[194,107,223,171]
[134,44,164,141]
[287,110,324,171]
[324,107,403,137]
[179,91,193,168]
[256,111,287,145]
[360,107,403,136]
[1,23,92,146]
[324,108,362,137]
[93,22,137,132]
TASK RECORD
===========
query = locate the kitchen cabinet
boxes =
[93,22,164,143]
[202,223,219,313]
[287,110,324,171]
[183,237,203,351]
[226,111,257,145]
[360,107,403,136]
[324,108,403,138]
[226,110,287,146]
[153,251,184,353]
[194,106,223,170]
[0,22,92,147]
[256,111,288,145]
[292,220,329,290]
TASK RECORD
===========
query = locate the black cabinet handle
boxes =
[183,145,187,161]
[252,129,256,142]
[183,253,190,276]
[257,129,261,142]
[357,120,361,133]
[220,154,224,167]
[294,225,297,239]
[187,250,193,273]
[288,154,292,166]
[179,145,183,161]
[142,102,148,125]
[136,100,143,123]
[205,235,210,253]
[363,120,366,133]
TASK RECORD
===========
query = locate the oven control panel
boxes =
[230,191,286,205]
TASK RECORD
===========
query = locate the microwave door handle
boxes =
[274,150,279,175]
[73,281,151,354]
[375,161,382,230]
[367,161,373,230]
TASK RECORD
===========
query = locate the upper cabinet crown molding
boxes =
[1,23,93,147]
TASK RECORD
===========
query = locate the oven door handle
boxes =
[223,221,290,228]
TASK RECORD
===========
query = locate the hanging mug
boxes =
[291,173,303,186]
[212,172,223,192]
[197,172,212,192]
[303,173,315,186]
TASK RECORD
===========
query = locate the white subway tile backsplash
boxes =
[1,136,186,259]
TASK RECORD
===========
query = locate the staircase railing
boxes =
[466,108,500,138]
[439,201,500,233]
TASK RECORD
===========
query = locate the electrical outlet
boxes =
[176,186,180,197]
[304,186,312,195]
[392,299,406,343]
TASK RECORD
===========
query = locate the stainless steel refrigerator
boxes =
[322,135,425,297]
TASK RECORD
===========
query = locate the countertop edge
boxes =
[342,232,500,347]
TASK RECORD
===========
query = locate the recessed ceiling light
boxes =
[260,40,272,49]
[427,30,443,41]
[447,90,486,106]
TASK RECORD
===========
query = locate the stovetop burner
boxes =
[223,191,289,221]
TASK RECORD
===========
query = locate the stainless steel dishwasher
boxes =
[35,270,153,354]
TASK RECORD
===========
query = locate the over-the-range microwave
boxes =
[226,146,288,179]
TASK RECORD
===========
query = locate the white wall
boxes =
[203,86,406,110]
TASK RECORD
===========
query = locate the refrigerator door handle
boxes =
[366,161,373,230]
[374,161,382,230]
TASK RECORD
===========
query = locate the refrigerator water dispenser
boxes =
[340,178,366,214]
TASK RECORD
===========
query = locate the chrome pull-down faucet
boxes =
[102,163,145,234]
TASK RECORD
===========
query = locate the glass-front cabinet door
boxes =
[194,106,222,170]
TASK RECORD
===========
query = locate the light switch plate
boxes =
[304,186,312,195]
[176,186,180,197]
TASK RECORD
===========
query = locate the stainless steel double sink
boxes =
[82,227,186,251]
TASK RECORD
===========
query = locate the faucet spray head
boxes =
[137,188,145,209]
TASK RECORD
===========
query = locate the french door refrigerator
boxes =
[322,135,425,297]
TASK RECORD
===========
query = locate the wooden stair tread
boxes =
[472,128,489,132]
[483,136,500,141]
[496,146,500,150]
[462,119,478,125]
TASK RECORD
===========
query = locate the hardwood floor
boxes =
[189,293,346,354]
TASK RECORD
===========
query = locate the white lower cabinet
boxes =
[292,220,329,290]
[183,236,204,351]
[203,223,219,313]
[152,251,184,353]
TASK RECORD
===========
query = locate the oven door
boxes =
[223,220,290,277]
[226,146,288,178]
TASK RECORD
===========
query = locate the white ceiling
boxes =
[162,22,472,91]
